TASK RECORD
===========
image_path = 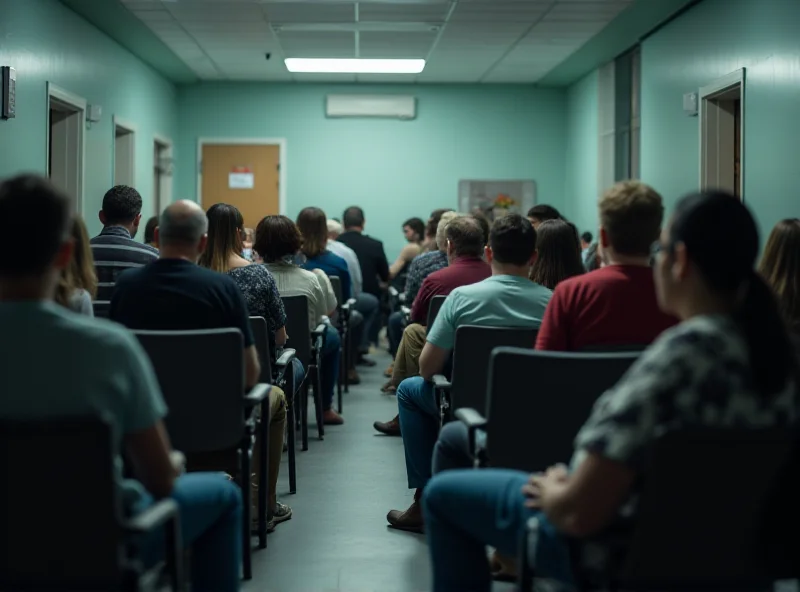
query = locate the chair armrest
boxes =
[455,407,487,461]
[432,374,452,392]
[124,498,179,534]
[398,293,406,304]
[401,305,411,317]
[243,383,271,407]
[275,348,296,368]
[346,298,357,307]
[311,323,326,339]
[389,286,399,299]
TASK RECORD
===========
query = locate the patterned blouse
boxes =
[227,264,286,358]
[403,250,448,305]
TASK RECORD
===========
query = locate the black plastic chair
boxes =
[0,415,183,591]
[328,276,355,409]
[249,316,298,495]
[457,348,639,471]
[433,325,539,425]
[93,300,111,318]
[281,295,326,449]
[134,328,270,580]
[426,294,447,328]
[520,428,798,591]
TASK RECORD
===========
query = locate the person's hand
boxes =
[521,464,569,508]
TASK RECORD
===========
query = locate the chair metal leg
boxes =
[301,381,309,451]
[257,408,268,550]
[239,443,252,581]
[286,390,297,494]
[343,329,351,394]
[312,365,324,440]
[337,341,344,414]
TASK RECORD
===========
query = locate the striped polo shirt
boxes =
[90,226,159,301]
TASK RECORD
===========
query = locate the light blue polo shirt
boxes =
[426,275,553,350]
[0,301,167,508]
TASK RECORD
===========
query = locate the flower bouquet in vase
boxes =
[492,194,517,220]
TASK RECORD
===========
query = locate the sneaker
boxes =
[272,501,293,525]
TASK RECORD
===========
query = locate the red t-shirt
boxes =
[535,265,677,351]
[410,256,491,324]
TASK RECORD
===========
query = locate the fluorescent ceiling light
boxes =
[284,58,425,74]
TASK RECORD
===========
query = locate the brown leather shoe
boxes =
[387,491,424,533]
[373,415,401,436]
[323,409,344,425]
[347,368,361,385]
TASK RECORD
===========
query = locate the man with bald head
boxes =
[110,200,260,388]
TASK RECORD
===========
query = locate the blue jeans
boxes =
[290,357,305,393]
[397,376,439,489]
[320,324,341,410]
[354,292,380,349]
[423,469,574,592]
[137,472,243,591]
[388,310,405,357]
[432,421,473,475]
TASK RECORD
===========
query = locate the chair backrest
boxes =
[0,416,125,590]
[427,294,447,328]
[134,329,246,452]
[486,348,639,472]
[450,325,539,413]
[249,316,273,383]
[93,300,111,319]
[579,344,648,353]
[617,428,795,588]
[329,276,343,308]
[281,295,312,367]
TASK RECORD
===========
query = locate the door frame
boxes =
[112,115,137,187]
[153,133,174,215]
[46,83,86,214]
[197,138,287,215]
[699,68,745,199]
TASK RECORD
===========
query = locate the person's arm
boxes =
[337,261,352,300]
[348,250,363,296]
[377,243,390,282]
[419,342,449,380]
[126,422,177,499]
[535,284,569,351]
[228,279,260,388]
[265,271,287,347]
[314,270,337,316]
[404,258,423,303]
[311,276,329,326]
[275,326,288,347]
[389,244,417,278]
[77,290,94,317]
[410,277,434,324]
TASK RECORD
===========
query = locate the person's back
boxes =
[410,256,491,325]
[90,185,158,300]
[337,206,389,297]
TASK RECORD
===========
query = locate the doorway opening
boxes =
[47,84,86,212]
[113,118,136,188]
[153,136,173,216]
[700,69,745,199]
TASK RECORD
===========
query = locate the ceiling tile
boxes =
[278,30,356,58]
[163,3,266,22]
[358,31,436,58]
[357,2,450,23]
[264,2,356,24]
[450,1,550,23]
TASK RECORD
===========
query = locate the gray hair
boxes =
[436,211,463,251]
[159,200,208,246]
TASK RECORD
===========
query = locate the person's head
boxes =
[296,207,329,259]
[327,218,343,240]
[343,206,365,231]
[580,231,593,250]
[143,215,159,246]
[402,217,425,244]
[435,211,462,252]
[255,215,303,263]
[598,181,664,265]
[529,219,585,290]
[243,228,255,247]
[426,208,453,240]
[758,218,800,330]
[654,190,796,397]
[444,216,485,262]
[527,204,562,229]
[0,174,73,300]
[156,200,209,261]
[55,216,98,307]
[487,214,538,273]
[198,203,244,273]
[99,185,143,238]
[471,212,491,247]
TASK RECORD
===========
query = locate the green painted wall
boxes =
[0,0,177,237]
[640,0,800,240]
[176,83,568,259]
[564,71,600,236]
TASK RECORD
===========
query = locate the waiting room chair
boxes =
[433,325,539,426]
[134,328,270,580]
[281,295,326,449]
[93,300,111,318]
[427,294,447,329]
[519,427,798,591]
[329,275,356,407]
[250,316,298,495]
[457,348,639,471]
[0,415,183,591]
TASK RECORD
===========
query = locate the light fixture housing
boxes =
[284,58,425,74]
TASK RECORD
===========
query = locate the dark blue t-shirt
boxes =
[110,259,254,347]
[302,250,352,300]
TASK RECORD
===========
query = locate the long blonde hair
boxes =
[198,203,244,273]
[55,217,97,307]
[759,218,800,330]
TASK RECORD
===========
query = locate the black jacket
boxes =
[337,231,389,297]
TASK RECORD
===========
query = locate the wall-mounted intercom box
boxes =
[2,67,16,119]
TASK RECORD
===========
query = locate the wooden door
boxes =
[200,143,280,229]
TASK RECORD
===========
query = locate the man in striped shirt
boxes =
[90,186,158,301]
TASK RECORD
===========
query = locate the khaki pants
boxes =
[390,323,427,387]
[185,387,287,517]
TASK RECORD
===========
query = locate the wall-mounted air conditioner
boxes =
[325,94,416,120]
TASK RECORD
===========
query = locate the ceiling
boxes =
[60,0,699,85]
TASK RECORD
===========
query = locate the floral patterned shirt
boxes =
[227,264,286,358]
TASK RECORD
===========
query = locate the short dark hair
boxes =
[144,215,159,244]
[445,216,485,258]
[426,208,453,238]
[403,217,425,241]
[529,220,585,290]
[489,213,537,266]
[343,206,365,229]
[527,204,562,223]
[101,185,143,225]
[0,174,71,277]
[471,213,490,246]
[581,231,593,243]
[255,215,303,262]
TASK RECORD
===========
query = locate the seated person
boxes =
[759,218,800,334]
[421,209,453,253]
[527,204,563,229]
[0,174,242,591]
[385,214,552,533]
[55,216,97,316]
[374,216,491,432]
[257,215,344,425]
[422,191,800,592]
[390,217,425,290]
[199,202,298,527]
